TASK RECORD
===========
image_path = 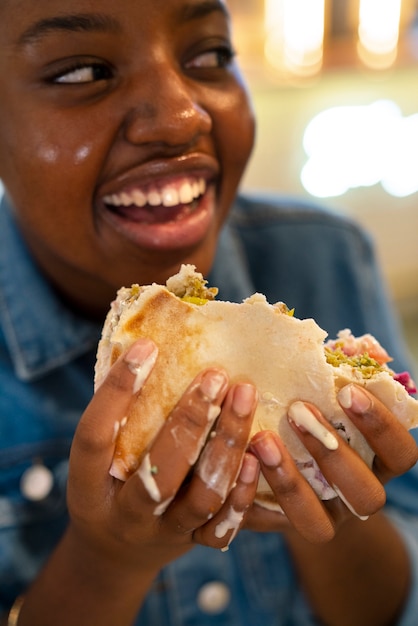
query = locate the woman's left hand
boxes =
[245,384,418,543]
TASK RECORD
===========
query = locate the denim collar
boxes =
[0,196,101,381]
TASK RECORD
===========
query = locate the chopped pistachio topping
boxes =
[274,302,295,316]
[125,284,142,304]
[325,347,389,378]
[178,277,218,302]
[165,265,218,304]
[181,295,213,306]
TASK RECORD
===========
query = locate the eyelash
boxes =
[50,45,235,85]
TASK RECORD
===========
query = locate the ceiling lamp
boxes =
[357,0,402,69]
[264,0,326,77]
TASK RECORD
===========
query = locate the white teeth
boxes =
[192,181,200,198]
[110,194,122,206]
[162,188,179,207]
[179,182,194,204]
[120,192,132,207]
[132,190,147,207]
[104,177,206,208]
[147,189,161,206]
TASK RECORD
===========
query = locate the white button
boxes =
[197,581,230,614]
[20,464,54,501]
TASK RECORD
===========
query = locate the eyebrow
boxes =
[180,0,230,23]
[16,2,229,48]
[17,13,120,47]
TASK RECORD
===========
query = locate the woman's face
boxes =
[0,0,255,316]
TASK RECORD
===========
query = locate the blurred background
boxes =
[228,0,418,372]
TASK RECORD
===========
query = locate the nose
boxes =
[122,64,212,148]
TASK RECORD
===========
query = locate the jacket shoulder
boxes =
[231,192,368,241]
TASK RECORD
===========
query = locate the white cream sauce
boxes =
[112,416,128,443]
[136,453,161,503]
[169,404,221,466]
[332,484,369,521]
[196,446,239,502]
[288,401,339,450]
[215,506,245,551]
[153,495,174,516]
[128,347,158,394]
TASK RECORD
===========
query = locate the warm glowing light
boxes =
[301,100,418,198]
[264,0,325,76]
[358,0,402,69]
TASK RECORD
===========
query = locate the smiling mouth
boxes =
[103,177,207,224]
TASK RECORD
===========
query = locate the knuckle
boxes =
[217,421,250,450]
[172,400,221,431]
[309,520,336,544]
[376,437,418,476]
[74,417,106,454]
[397,442,418,473]
[362,487,386,516]
[271,469,300,496]
[104,365,133,394]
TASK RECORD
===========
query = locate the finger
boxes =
[195,383,258,502]
[337,384,418,479]
[121,368,230,516]
[288,401,386,519]
[250,431,336,543]
[69,339,158,503]
[244,502,292,533]
[163,382,257,535]
[193,452,260,550]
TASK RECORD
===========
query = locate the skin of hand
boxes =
[247,385,418,626]
[68,338,260,570]
[15,342,418,626]
[15,339,259,626]
[248,385,418,541]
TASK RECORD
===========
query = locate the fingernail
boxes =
[338,384,371,414]
[239,453,260,484]
[125,339,157,367]
[288,401,339,451]
[200,370,228,401]
[252,432,282,468]
[125,340,158,394]
[232,383,257,417]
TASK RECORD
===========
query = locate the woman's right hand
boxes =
[67,338,260,575]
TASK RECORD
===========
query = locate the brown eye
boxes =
[186,47,235,70]
[55,63,112,84]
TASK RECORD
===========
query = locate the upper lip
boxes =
[98,152,219,202]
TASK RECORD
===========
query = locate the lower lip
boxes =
[102,187,216,251]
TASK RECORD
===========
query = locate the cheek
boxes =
[0,126,94,197]
[215,89,256,173]
[33,138,94,171]
[207,91,255,236]
[36,145,60,164]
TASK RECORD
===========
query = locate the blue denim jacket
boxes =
[1,192,418,625]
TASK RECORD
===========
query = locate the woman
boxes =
[0,1,417,624]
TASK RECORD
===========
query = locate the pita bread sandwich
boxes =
[95,264,418,509]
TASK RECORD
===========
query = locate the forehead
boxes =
[0,0,228,24]
[0,0,230,41]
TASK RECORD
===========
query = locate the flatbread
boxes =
[95,265,418,508]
